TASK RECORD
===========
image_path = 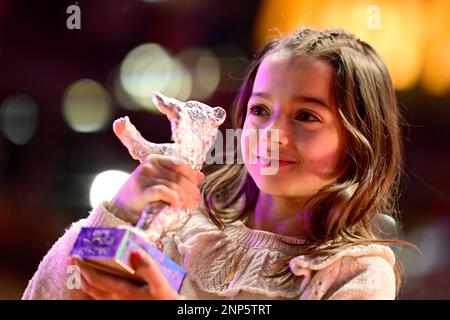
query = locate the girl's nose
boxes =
[263,115,291,146]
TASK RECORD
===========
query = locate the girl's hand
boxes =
[110,154,204,224]
[67,250,180,300]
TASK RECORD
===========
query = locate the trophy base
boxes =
[70,226,186,291]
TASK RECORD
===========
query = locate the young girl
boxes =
[23,27,408,300]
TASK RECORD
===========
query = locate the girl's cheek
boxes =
[305,141,342,178]
[240,127,258,165]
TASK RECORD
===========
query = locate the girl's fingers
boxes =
[80,274,111,300]
[150,159,201,196]
[139,161,200,204]
[129,250,179,300]
[141,184,184,208]
[152,155,197,183]
[148,154,204,186]
[196,171,205,184]
[151,179,199,209]
[72,254,180,300]
[75,259,140,297]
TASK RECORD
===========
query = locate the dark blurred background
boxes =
[0,0,449,299]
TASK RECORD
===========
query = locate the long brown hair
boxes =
[200,28,413,295]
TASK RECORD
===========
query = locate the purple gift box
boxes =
[70,226,186,292]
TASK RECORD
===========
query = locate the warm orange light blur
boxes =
[253,0,450,95]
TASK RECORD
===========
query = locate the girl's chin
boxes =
[246,163,298,176]
[251,175,293,191]
[253,180,316,199]
[252,182,297,198]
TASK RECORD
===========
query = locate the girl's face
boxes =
[241,53,345,198]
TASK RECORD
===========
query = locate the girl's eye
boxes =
[248,105,320,123]
[248,105,270,117]
[295,111,320,122]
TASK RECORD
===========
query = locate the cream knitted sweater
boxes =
[22,202,397,300]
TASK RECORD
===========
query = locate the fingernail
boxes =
[131,250,149,268]
[130,251,143,270]
[131,251,142,265]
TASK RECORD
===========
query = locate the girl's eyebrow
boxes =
[250,91,331,112]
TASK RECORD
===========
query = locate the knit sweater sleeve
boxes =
[324,255,396,300]
[293,245,397,300]
[22,201,130,300]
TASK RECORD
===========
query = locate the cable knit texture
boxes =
[22,202,397,300]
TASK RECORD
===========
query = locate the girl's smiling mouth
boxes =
[256,155,298,168]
